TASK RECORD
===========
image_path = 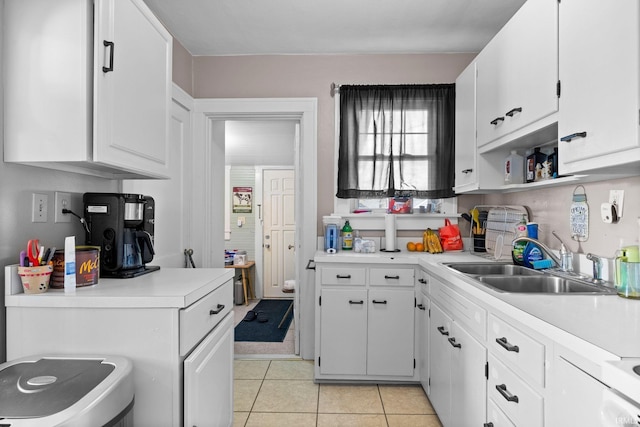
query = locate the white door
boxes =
[262,169,295,298]
[122,87,192,267]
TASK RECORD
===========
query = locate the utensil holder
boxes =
[18,265,53,294]
[473,234,486,253]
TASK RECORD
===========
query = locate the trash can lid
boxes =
[0,355,133,422]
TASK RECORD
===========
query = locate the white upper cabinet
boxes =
[4,0,172,179]
[558,0,640,175]
[453,61,479,192]
[476,0,559,151]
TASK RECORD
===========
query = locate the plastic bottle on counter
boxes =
[512,215,528,266]
[504,150,524,184]
[341,220,353,250]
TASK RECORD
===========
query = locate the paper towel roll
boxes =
[385,214,396,251]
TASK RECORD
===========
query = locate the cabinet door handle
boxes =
[484,423,494,427]
[418,278,427,284]
[560,131,587,142]
[490,116,505,126]
[461,168,473,174]
[417,303,426,310]
[496,384,519,403]
[505,107,522,117]
[496,337,520,353]
[336,274,352,279]
[102,40,115,73]
[384,275,400,280]
[209,304,225,315]
[448,337,461,348]
[348,300,364,305]
[372,300,388,304]
[437,326,449,336]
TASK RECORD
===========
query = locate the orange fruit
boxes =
[406,242,416,251]
[415,243,425,252]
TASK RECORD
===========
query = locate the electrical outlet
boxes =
[54,192,71,223]
[609,190,625,218]
[32,193,48,223]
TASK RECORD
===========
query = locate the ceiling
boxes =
[143,0,527,56]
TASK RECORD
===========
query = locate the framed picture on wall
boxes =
[233,187,252,213]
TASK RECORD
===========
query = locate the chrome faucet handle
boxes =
[586,253,603,281]
[552,231,572,272]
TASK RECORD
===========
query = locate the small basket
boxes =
[18,265,53,294]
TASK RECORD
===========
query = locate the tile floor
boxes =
[234,299,295,355]
[233,359,443,427]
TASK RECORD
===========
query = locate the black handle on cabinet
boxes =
[437,326,449,336]
[102,40,115,73]
[496,337,520,353]
[448,337,461,348]
[209,304,225,315]
[490,116,505,126]
[306,259,316,270]
[349,300,364,305]
[484,423,494,427]
[461,168,473,174]
[417,304,426,310]
[372,300,388,304]
[418,278,427,284]
[336,274,352,279]
[505,107,522,117]
[496,384,519,403]
[384,275,400,280]
[560,131,587,142]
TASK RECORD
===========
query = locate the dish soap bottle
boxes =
[512,215,528,266]
[342,220,353,251]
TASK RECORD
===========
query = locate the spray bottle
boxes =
[512,215,528,266]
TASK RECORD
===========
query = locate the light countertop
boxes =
[5,266,234,309]
[314,250,640,358]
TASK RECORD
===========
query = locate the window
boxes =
[336,84,456,202]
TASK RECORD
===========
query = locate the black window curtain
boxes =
[336,84,455,199]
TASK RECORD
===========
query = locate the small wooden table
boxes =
[225,261,255,305]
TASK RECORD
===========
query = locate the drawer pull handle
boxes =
[417,303,426,310]
[209,304,225,315]
[505,107,522,117]
[461,168,473,174]
[560,131,587,142]
[418,278,427,284]
[372,300,388,304]
[448,337,461,348]
[496,337,520,353]
[484,423,494,427]
[496,384,519,403]
[437,326,449,336]
[336,274,352,279]
[384,275,400,279]
[102,40,115,73]
[349,300,364,305]
[490,116,505,126]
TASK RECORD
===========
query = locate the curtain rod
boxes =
[330,82,340,97]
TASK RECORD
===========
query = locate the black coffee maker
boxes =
[83,193,160,278]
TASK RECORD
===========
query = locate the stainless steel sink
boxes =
[444,262,616,295]
[445,263,542,276]
[476,275,617,294]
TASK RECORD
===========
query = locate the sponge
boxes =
[532,259,553,270]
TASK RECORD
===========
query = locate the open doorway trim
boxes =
[192,98,318,360]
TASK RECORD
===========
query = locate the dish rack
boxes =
[471,205,530,260]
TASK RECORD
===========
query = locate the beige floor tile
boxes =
[234,359,271,380]
[235,340,295,354]
[233,411,250,427]
[318,384,384,414]
[233,379,262,412]
[266,360,314,380]
[252,379,319,413]
[379,384,435,414]
[386,414,443,427]
[245,412,317,427]
[317,413,387,427]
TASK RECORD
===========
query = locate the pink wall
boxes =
[172,39,194,95]
[191,53,476,220]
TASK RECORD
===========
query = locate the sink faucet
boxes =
[586,253,604,283]
[552,231,573,272]
[511,237,562,268]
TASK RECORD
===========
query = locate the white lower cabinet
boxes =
[486,398,516,427]
[429,300,487,427]
[315,263,416,381]
[417,275,430,393]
